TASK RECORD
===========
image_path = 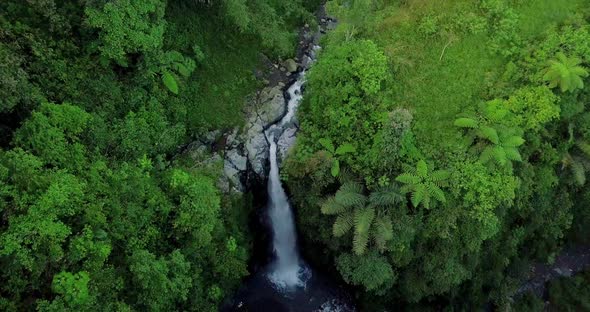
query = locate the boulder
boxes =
[284,59,298,73]
[256,86,286,126]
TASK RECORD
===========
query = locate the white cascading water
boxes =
[265,51,318,290]
[266,138,307,290]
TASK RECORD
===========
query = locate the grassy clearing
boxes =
[370,2,503,161]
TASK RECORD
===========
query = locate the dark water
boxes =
[221,264,354,312]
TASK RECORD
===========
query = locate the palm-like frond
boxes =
[333,212,355,237]
[427,183,446,204]
[430,170,450,185]
[335,182,366,207]
[478,126,499,144]
[492,146,507,166]
[454,117,479,128]
[544,52,589,93]
[372,217,394,252]
[352,208,375,255]
[321,197,348,215]
[571,158,586,186]
[504,147,522,162]
[503,136,525,148]
[479,146,495,164]
[395,173,421,185]
[370,186,404,208]
[416,160,428,177]
[411,183,427,208]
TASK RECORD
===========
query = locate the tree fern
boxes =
[321,181,398,254]
[544,52,589,93]
[504,147,522,162]
[396,160,449,209]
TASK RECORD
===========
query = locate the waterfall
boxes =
[222,15,356,311]
[264,65,316,291]
[266,138,308,290]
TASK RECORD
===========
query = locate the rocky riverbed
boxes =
[181,8,337,194]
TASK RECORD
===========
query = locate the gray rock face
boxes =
[239,84,289,178]
[277,126,297,165]
[244,119,268,177]
[256,86,287,125]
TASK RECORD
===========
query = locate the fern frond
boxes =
[454,118,479,128]
[430,170,450,183]
[337,166,355,184]
[411,184,427,208]
[353,230,370,255]
[321,197,348,215]
[493,146,507,166]
[400,184,413,194]
[571,159,586,186]
[505,147,522,162]
[503,136,525,148]
[353,208,375,255]
[416,160,428,177]
[335,182,366,207]
[401,163,416,175]
[370,186,404,207]
[333,212,354,237]
[479,146,495,164]
[427,182,446,204]
[478,126,499,145]
[396,173,421,185]
[576,140,590,158]
[372,217,394,252]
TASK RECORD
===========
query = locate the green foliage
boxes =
[162,71,179,94]
[298,39,389,174]
[396,160,450,209]
[543,52,589,93]
[321,181,401,254]
[85,0,166,64]
[504,86,560,131]
[546,270,590,311]
[335,252,396,294]
[13,103,91,171]
[52,271,92,307]
[478,131,525,166]
[318,138,357,177]
[561,139,590,186]
[288,0,590,310]
[455,103,526,168]
[0,0,302,309]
